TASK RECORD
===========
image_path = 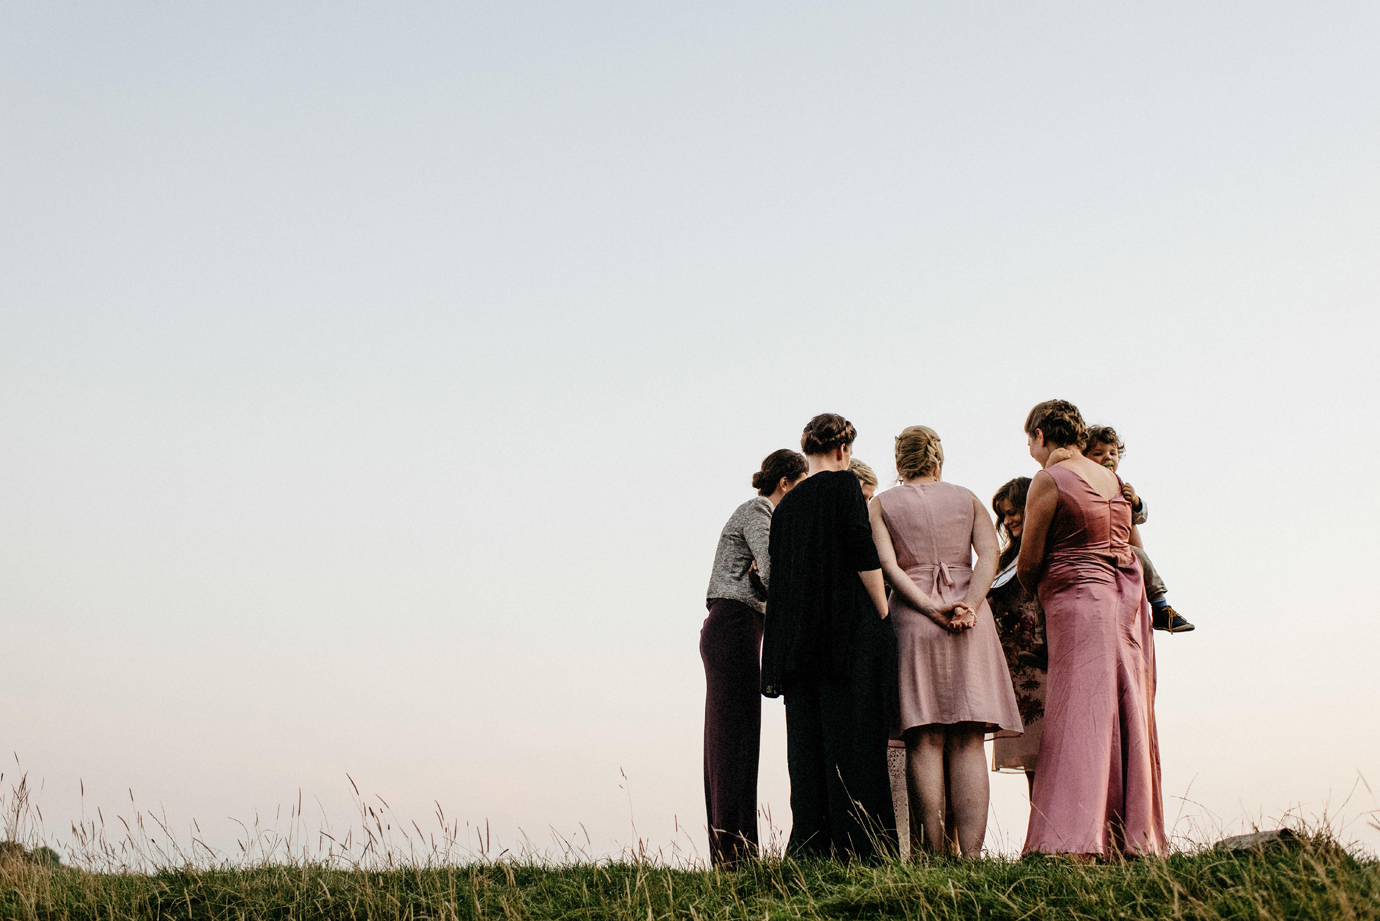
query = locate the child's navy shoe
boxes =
[1152,605,1195,633]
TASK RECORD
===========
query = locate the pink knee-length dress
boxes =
[876,482,1023,736]
[1022,465,1166,858]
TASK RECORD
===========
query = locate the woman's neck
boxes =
[806,453,850,475]
[1042,446,1082,469]
[902,473,940,485]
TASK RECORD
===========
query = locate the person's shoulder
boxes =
[873,482,904,508]
[820,469,867,504]
[816,469,861,491]
[774,479,809,513]
[735,495,772,517]
[785,471,827,496]
[1030,466,1061,495]
[931,481,980,516]
[949,482,983,504]
[775,470,839,514]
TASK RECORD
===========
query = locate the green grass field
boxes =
[2,833,1376,920]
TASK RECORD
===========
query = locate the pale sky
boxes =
[2,3,1378,863]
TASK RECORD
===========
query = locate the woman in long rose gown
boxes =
[1017,400,1166,859]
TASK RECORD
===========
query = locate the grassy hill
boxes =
[2,833,1375,920]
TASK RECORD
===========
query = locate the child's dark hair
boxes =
[1024,399,1086,449]
[1083,425,1127,457]
[800,413,857,456]
[752,449,807,496]
[992,476,1031,571]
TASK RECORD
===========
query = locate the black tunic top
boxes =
[760,469,884,696]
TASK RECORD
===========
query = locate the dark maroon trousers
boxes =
[700,597,766,867]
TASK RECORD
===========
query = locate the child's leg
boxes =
[1132,545,1195,632]
[1131,545,1167,600]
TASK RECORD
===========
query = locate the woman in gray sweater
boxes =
[701,448,807,867]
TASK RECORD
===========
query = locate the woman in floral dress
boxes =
[987,476,1046,793]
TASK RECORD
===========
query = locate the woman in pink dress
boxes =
[1017,400,1166,859]
[870,426,1023,857]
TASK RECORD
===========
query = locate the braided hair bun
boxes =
[895,425,944,480]
[1023,399,1086,448]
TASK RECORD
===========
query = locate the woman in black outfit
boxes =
[760,413,896,862]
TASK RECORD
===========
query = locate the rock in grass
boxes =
[1214,828,1298,852]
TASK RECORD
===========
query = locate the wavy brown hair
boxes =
[1084,425,1126,458]
[991,476,1032,571]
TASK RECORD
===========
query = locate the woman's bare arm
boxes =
[964,492,1000,612]
[869,498,961,628]
[858,568,890,619]
[1017,470,1059,592]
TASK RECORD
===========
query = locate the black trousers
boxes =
[783,617,897,862]
[701,598,765,867]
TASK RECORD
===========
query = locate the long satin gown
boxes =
[1022,464,1166,858]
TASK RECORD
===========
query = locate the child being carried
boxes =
[1083,425,1195,634]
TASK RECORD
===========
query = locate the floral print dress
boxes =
[987,566,1048,773]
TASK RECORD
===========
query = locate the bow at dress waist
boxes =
[905,562,970,602]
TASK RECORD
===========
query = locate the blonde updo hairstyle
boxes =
[849,458,878,487]
[894,425,944,480]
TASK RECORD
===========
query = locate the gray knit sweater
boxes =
[706,496,774,613]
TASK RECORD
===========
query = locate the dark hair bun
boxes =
[753,449,808,496]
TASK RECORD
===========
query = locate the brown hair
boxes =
[894,425,943,480]
[800,413,857,456]
[1084,425,1127,457]
[849,458,877,487]
[991,476,1031,570]
[1024,399,1086,449]
[751,449,808,496]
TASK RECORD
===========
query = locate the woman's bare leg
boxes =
[905,727,949,855]
[943,724,989,857]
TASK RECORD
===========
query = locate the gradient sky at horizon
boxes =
[2,2,1378,862]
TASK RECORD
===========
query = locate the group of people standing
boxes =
[701,400,1184,867]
